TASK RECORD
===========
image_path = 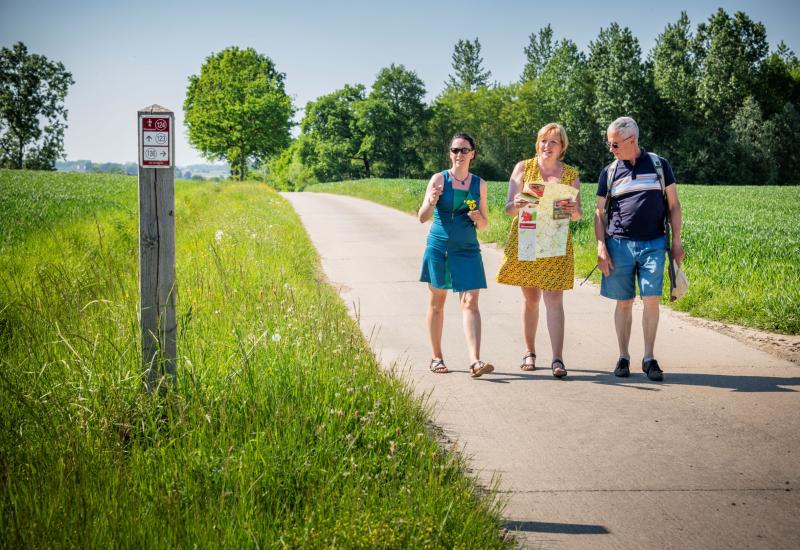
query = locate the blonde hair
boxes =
[536,123,569,160]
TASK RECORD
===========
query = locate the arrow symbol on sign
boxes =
[146,136,152,142]
[160,151,167,157]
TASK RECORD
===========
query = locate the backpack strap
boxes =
[603,159,619,225]
[650,152,677,295]
[648,152,670,235]
[647,152,666,199]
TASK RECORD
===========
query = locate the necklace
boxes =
[450,170,470,185]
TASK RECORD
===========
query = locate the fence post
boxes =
[137,104,176,393]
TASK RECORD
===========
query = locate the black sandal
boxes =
[551,358,567,378]
[429,358,448,374]
[520,352,536,371]
[469,360,494,378]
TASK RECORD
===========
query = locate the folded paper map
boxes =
[518,182,578,260]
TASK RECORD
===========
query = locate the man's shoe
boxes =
[613,357,630,377]
[642,358,664,381]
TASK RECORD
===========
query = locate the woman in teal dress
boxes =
[418,133,494,378]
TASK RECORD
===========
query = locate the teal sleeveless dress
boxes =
[420,171,487,292]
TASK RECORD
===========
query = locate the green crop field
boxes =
[0,170,508,548]
[307,179,800,334]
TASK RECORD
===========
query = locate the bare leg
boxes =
[427,286,448,360]
[521,287,542,361]
[615,299,634,359]
[641,296,661,359]
[543,290,565,360]
[460,290,481,364]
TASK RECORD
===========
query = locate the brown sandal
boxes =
[429,358,449,374]
[551,358,567,378]
[469,360,494,378]
[520,352,536,371]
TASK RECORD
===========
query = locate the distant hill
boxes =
[56,160,230,180]
[179,164,230,180]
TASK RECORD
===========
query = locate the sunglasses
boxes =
[450,147,473,155]
[606,136,633,149]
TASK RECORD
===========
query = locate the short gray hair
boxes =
[608,117,639,141]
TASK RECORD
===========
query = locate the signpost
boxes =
[137,104,176,392]
[139,114,173,167]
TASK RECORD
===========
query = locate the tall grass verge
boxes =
[307,179,800,334]
[0,170,508,548]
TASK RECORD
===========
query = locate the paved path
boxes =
[283,192,800,549]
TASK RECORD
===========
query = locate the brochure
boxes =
[518,182,578,260]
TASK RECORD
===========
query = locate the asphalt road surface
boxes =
[284,192,800,550]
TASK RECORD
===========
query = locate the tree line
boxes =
[266,8,800,188]
[2,8,798,184]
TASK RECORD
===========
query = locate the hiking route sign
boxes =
[138,113,173,168]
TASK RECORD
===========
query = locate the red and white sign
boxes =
[139,114,173,168]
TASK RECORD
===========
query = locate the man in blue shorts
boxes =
[594,117,684,381]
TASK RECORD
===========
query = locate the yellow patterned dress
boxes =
[496,158,578,290]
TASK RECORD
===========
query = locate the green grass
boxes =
[307,178,800,334]
[0,170,508,548]
[0,170,141,250]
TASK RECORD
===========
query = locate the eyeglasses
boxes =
[450,147,473,155]
[606,136,633,149]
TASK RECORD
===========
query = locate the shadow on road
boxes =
[474,369,800,393]
[505,519,609,535]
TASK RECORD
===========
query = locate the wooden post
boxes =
[137,105,176,393]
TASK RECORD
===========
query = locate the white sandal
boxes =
[429,358,449,374]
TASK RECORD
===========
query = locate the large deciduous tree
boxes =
[755,43,800,118]
[446,38,492,91]
[694,9,768,127]
[537,39,600,175]
[688,9,769,181]
[300,84,370,180]
[588,24,654,139]
[360,64,428,178]
[521,25,555,82]
[650,12,705,179]
[184,47,293,180]
[428,85,514,179]
[0,42,73,170]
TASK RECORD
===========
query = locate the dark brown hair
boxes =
[451,132,476,152]
[450,132,477,167]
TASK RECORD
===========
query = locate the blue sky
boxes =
[2,0,798,166]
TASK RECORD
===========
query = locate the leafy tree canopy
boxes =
[694,9,768,124]
[360,64,428,177]
[292,8,799,185]
[184,46,294,180]
[589,23,653,135]
[446,38,492,91]
[522,25,555,82]
[300,84,370,180]
[0,42,74,170]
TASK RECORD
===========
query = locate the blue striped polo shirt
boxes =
[596,148,676,240]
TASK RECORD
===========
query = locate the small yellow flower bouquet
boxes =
[464,198,477,211]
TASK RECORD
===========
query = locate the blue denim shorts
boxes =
[600,236,667,300]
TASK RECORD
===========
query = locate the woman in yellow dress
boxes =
[496,123,582,377]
